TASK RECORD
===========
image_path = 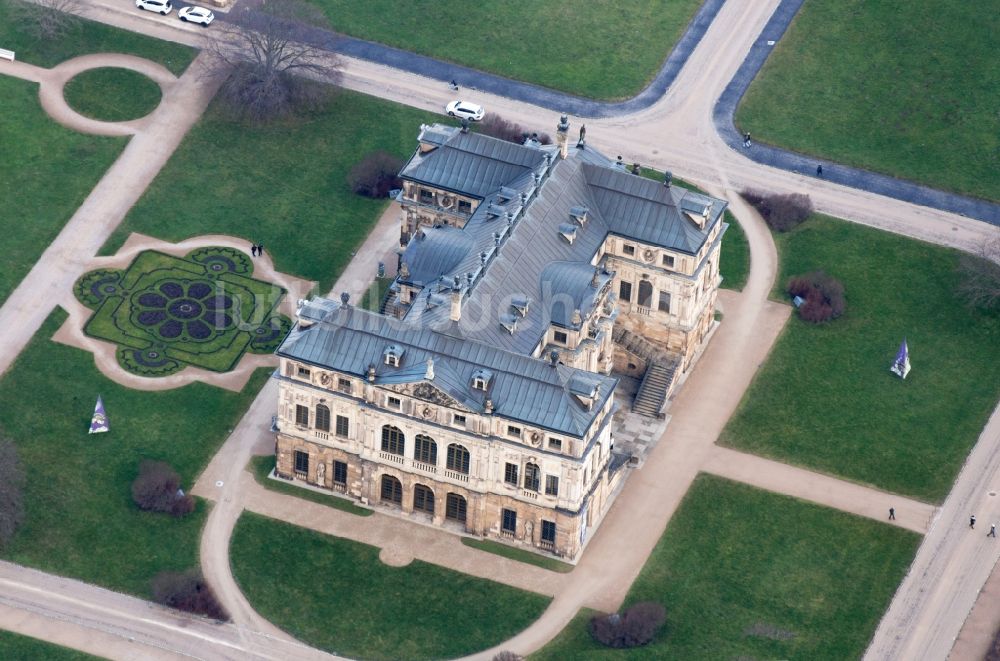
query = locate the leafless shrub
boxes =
[0,437,25,548]
[5,0,82,41]
[151,569,229,620]
[491,652,522,661]
[957,235,1000,311]
[349,151,403,198]
[787,270,846,322]
[131,460,195,517]
[477,113,552,146]
[741,189,813,232]
[589,601,666,648]
[205,0,342,123]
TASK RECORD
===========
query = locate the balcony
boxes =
[332,481,347,494]
[314,431,329,441]
[444,469,470,483]
[521,489,539,500]
[539,539,556,551]
[413,460,438,475]
[499,529,516,540]
[378,451,405,465]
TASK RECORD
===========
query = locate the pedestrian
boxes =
[743,132,751,148]
[450,79,458,91]
[990,524,996,538]
[251,243,257,257]
[971,514,977,529]
[258,242,265,258]
[816,164,823,176]
[889,507,895,520]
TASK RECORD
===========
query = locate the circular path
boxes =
[38,53,177,137]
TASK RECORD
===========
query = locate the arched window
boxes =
[523,462,540,492]
[413,484,435,514]
[381,425,405,455]
[446,443,470,474]
[414,434,437,465]
[446,493,467,523]
[315,404,330,432]
[637,280,653,308]
[380,474,402,505]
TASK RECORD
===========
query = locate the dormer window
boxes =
[500,313,518,335]
[471,368,493,391]
[569,206,588,225]
[383,344,404,367]
[511,294,530,317]
[558,223,577,244]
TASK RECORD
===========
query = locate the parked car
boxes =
[178,5,215,25]
[135,0,172,15]
[445,100,485,122]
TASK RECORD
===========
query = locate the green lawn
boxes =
[642,168,750,291]
[64,67,163,122]
[736,0,1000,202]
[230,512,551,660]
[461,537,574,574]
[0,2,195,74]
[719,216,1000,502]
[248,455,372,516]
[0,308,270,598]
[101,91,437,293]
[0,630,100,661]
[359,276,391,312]
[532,475,919,660]
[316,0,703,100]
[0,76,125,307]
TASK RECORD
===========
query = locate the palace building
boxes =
[273,117,728,560]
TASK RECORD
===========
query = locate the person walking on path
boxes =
[990,524,996,538]
[251,243,257,257]
[816,164,823,176]
[258,243,265,258]
[971,515,977,529]
[889,507,895,520]
[743,132,751,148]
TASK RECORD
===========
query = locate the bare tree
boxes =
[5,0,83,42]
[206,0,342,123]
[957,235,1000,310]
[0,437,26,548]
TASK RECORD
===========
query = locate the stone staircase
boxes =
[613,327,679,418]
[632,362,677,418]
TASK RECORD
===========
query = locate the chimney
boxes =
[367,363,376,382]
[549,350,559,367]
[556,113,570,159]
[340,291,350,307]
[484,398,494,415]
[450,277,462,322]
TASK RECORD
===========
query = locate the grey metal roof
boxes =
[540,262,613,327]
[400,226,474,285]
[399,127,551,199]
[583,164,723,254]
[278,303,617,437]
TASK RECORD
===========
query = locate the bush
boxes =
[741,189,813,232]
[478,113,551,145]
[131,460,195,517]
[589,601,666,648]
[0,437,25,548]
[787,270,846,323]
[348,151,403,198]
[492,652,522,661]
[151,569,229,620]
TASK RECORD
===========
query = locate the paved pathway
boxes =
[704,446,936,534]
[0,51,221,380]
[0,560,340,661]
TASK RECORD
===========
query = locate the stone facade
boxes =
[274,356,616,560]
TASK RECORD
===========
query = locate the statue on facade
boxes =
[316,461,326,488]
[577,124,586,149]
[524,520,533,541]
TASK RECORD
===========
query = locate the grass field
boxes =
[64,67,163,122]
[0,76,125,307]
[248,455,372,516]
[532,475,919,660]
[230,512,551,660]
[642,168,750,291]
[315,0,703,100]
[101,91,437,293]
[719,216,1000,502]
[0,630,100,661]
[0,3,195,74]
[461,537,574,574]
[736,0,1000,201]
[0,309,270,597]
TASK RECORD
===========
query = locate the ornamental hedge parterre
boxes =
[75,248,291,377]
